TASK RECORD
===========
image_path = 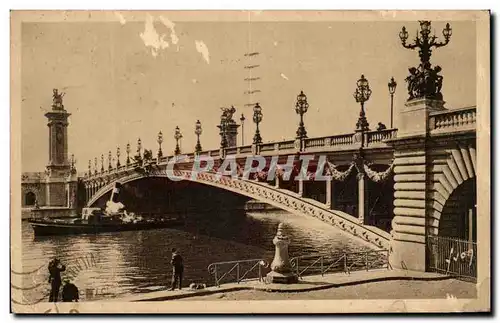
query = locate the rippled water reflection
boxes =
[21,210,375,302]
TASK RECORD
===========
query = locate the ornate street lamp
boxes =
[195,120,202,153]
[174,126,182,155]
[135,138,143,164]
[108,151,112,170]
[399,21,452,101]
[388,77,397,128]
[88,160,91,177]
[295,91,309,140]
[354,74,372,148]
[240,113,246,146]
[100,154,104,172]
[94,157,98,175]
[126,143,131,165]
[252,103,263,144]
[116,146,121,168]
[137,138,142,156]
[157,131,163,159]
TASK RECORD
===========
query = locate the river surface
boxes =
[20,210,375,302]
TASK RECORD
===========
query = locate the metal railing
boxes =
[290,249,390,279]
[207,259,270,287]
[427,235,477,282]
[207,250,389,287]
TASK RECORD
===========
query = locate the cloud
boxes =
[139,15,169,57]
[280,73,289,81]
[159,16,179,47]
[195,40,210,64]
[115,12,126,25]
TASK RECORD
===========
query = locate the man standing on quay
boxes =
[170,248,184,290]
[48,258,66,302]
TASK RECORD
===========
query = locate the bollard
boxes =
[266,223,298,284]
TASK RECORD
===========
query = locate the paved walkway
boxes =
[108,269,467,302]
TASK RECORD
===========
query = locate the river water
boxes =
[20,210,375,302]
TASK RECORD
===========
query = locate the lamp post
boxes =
[195,120,202,154]
[399,21,452,100]
[88,160,91,177]
[174,126,182,155]
[94,157,98,175]
[126,143,131,165]
[353,74,372,148]
[100,154,104,172]
[157,131,163,159]
[388,77,397,128]
[295,91,309,140]
[240,113,246,146]
[252,103,263,144]
[116,147,121,168]
[137,138,142,157]
[108,151,112,170]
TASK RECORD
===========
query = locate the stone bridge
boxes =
[81,99,477,271]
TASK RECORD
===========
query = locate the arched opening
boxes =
[333,165,358,217]
[365,164,395,233]
[427,177,477,281]
[439,178,477,242]
[24,191,37,206]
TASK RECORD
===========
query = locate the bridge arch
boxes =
[427,144,477,239]
[86,168,391,250]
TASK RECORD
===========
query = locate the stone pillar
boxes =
[325,178,333,209]
[298,178,304,197]
[275,175,280,189]
[266,223,298,284]
[388,98,445,272]
[357,173,365,224]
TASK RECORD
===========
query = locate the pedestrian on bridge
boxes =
[169,248,184,290]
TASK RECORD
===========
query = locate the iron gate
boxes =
[427,235,477,282]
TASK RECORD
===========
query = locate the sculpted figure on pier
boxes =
[52,88,65,109]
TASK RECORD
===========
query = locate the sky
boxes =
[20,13,477,172]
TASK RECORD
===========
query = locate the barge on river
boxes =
[29,207,183,237]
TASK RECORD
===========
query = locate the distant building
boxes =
[21,89,80,219]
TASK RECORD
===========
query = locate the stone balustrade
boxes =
[84,129,400,181]
[367,129,398,144]
[429,106,476,133]
[329,133,354,146]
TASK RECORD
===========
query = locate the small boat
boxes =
[28,208,184,237]
[29,207,184,237]
[29,183,183,237]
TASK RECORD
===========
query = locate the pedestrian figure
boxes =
[169,248,184,290]
[377,122,387,131]
[48,258,66,302]
[61,279,79,302]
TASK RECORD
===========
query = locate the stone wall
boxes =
[46,182,67,206]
